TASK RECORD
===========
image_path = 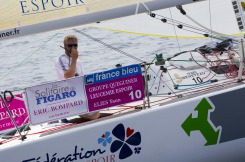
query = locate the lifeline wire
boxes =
[73,28,146,63]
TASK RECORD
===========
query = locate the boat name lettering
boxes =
[22,145,108,162]
[33,100,83,115]
[19,0,85,14]
[182,71,205,80]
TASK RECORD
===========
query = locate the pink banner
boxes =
[86,74,145,112]
[0,94,29,132]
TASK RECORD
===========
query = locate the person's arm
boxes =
[64,47,78,79]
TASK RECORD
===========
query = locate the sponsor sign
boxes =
[25,77,88,125]
[21,123,142,162]
[0,94,28,132]
[85,64,145,111]
[25,64,144,124]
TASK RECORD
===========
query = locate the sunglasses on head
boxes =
[67,44,78,47]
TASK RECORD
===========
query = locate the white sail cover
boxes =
[0,0,205,40]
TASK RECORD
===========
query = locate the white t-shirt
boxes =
[55,54,84,80]
[55,54,97,116]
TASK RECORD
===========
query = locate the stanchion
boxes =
[237,38,245,82]
[143,62,150,109]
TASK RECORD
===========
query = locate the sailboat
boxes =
[1,0,245,162]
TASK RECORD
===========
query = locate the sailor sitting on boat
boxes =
[54,35,100,123]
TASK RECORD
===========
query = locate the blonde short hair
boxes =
[64,35,78,45]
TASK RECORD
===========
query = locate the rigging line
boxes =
[147,68,161,91]
[140,2,151,13]
[154,16,228,41]
[155,16,229,41]
[159,71,179,97]
[146,65,178,96]
[185,14,234,39]
[155,15,206,33]
[156,17,228,41]
[166,69,176,87]
[135,2,151,14]
[175,78,238,94]
[155,17,209,36]
[151,12,233,41]
[0,33,59,82]
[168,59,221,62]
[168,8,181,52]
[73,28,145,63]
[155,13,212,34]
[208,0,213,42]
[176,5,235,39]
[176,80,213,87]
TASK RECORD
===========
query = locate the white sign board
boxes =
[25,76,88,124]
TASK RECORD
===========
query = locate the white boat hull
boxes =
[1,83,245,162]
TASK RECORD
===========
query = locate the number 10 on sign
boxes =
[129,90,143,100]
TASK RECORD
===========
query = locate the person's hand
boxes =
[70,46,78,60]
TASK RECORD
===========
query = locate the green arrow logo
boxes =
[181,98,221,146]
